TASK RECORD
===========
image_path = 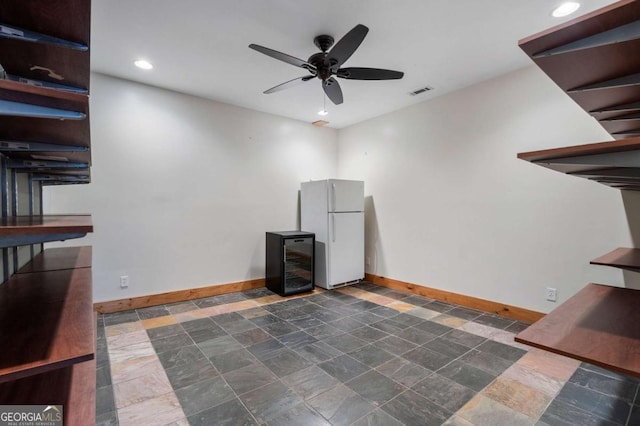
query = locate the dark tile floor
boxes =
[95,282,640,425]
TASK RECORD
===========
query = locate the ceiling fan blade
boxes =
[264,75,314,94]
[323,77,343,105]
[249,44,316,71]
[337,67,404,80]
[328,24,369,68]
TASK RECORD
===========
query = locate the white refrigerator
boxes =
[301,179,364,290]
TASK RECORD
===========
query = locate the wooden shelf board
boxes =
[518,137,640,162]
[515,283,640,377]
[0,359,96,426]
[0,80,88,116]
[0,80,87,104]
[518,138,640,190]
[0,268,94,383]
[17,246,91,274]
[519,0,639,50]
[590,247,640,272]
[0,214,92,237]
[6,150,92,165]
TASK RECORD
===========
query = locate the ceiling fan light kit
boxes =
[249,24,404,106]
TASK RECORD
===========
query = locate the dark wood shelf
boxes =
[519,0,640,140]
[516,283,640,377]
[518,137,640,191]
[590,247,640,272]
[0,80,88,104]
[17,246,92,274]
[0,215,93,248]
[0,268,94,383]
[0,0,90,90]
[0,358,96,426]
[0,215,92,235]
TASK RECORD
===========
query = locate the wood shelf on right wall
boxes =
[515,0,640,377]
[518,137,640,191]
[515,284,640,376]
[590,247,640,272]
[519,0,640,140]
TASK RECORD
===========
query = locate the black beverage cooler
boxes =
[265,231,315,296]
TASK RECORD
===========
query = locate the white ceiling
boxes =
[91,0,617,129]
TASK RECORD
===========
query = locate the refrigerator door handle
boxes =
[332,214,336,243]
[331,182,336,212]
[283,245,286,263]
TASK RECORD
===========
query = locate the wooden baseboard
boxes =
[94,278,265,313]
[365,273,544,323]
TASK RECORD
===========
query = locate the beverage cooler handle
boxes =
[283,245,286,263]
[332,214,336,243]
[331,183,336,212]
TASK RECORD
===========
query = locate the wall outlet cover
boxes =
[120,275,129,288]
[545,287,557,302]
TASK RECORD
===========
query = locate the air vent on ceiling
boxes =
[312,120,329,127]
[409,86,434,96]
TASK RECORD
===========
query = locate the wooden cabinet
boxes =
[0,1,96,423]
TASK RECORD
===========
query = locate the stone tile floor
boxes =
[95,282,640,425]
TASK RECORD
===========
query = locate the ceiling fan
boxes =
[249,24,404,105]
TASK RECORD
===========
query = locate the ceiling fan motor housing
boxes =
[308,52,334,81]
[313,34,334,52]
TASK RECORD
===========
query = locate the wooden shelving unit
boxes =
[516,284,640,376]
[0,0,92,183]
[590,247,640,272]
[17,246,92,273]
[519,0,640,140]
[0,0,96,421]
[516,1,640,377]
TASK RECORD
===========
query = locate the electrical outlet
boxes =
[366,256,371,266]
[120,275,129,289]
[545,287,557,302]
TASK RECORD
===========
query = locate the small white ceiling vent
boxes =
[409,86,434,96]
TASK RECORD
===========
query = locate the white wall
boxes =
[45,67,639,312]
[45,73,337,302]
[337,65,637,313]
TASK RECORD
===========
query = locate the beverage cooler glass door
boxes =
[284,237,314,293]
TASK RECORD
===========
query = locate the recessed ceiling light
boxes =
[134,59,153,70]
[318,109,328,116]
[552,2,580,18]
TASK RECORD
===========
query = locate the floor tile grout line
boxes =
[625,385,640,425]
[96,319,120,424]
